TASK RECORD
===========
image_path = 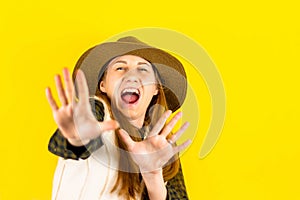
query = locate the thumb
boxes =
[99,120,119,132]
[118,129,135,150]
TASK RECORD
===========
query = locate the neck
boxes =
[128,117,145,129]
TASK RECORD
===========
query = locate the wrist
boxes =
[142,168,167,200]
[141,168,163,178]
[59,129,90,146]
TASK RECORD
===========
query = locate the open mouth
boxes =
[121,88,140,104]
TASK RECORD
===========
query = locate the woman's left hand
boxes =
[118,110,191,173]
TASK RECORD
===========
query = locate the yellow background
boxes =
[1,0,299,199]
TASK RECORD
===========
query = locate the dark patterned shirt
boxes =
[48,99,189,200]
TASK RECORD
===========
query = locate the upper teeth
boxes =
[122,88,139,94]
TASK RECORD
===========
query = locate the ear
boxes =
[153,86,158,95]
[99,80,107,93]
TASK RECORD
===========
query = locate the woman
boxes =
[46,36,191,199]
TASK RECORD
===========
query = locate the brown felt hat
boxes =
[73,36,187,112]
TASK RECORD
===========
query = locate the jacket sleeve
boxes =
[141,161,189,200]
[48,98,105,160]
[165,162,189,200]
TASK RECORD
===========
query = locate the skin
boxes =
[45,55,191,200]
[99,55,158,128]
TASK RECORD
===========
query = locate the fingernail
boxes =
[119,129,125,135]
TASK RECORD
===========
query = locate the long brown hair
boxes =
[94,60,180,199]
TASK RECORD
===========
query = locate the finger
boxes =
[54,74,68,106]
[168,122,190,143]
[149,110,172,137]
[160,111,183,137]
[45,87,58,111]
[74,69,89,105]
[62,68,74,103]
[173,139,192,154]
[99,120,119,132]
[118,129,135,150]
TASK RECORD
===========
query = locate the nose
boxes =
[123,69,139,83]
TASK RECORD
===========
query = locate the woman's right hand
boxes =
[45,68,119,146]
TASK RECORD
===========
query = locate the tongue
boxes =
[121,93,139,104]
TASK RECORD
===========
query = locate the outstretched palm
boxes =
[46,68,118,146]
[118,111,191,173]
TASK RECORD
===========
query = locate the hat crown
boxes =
[117,36,149,46]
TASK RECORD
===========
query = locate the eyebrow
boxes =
[114,60,151,67]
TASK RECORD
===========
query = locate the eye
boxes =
[138,67,148,72]
[115,65,128,71]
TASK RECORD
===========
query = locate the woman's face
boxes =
[99,55,158,127]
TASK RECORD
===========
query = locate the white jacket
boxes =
[51,101,141,200]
